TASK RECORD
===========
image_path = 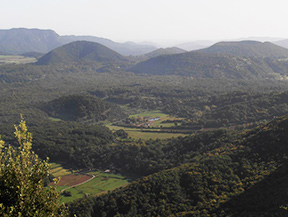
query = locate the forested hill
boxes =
[68,114,288,216]
[40,94,127,122]
[143,47,186,58]
[131,51,288,79]
[36,41,126,65]
[200,40,288,58]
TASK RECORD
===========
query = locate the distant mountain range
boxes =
[200,41,288,58]
[59,35,157,56]
[36,41,126,65]
[176,40,215,51]
[0,28,157,56]
[4,28,288,80]
[131,41,288,79]
[3,28,288,58]
[273,39,288,49]
[175,37,286,52]
[0,28,61,54]
[30,39,288,80]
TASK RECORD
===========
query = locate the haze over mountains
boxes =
[131,41,288,79]
[2,28,288,57]
[18,36,288,80]
[36,41,126,65]
[140,47,187,60]
[3,27,288,81]
[0,28,157,56]
[176,40,216,51]
[0,28,61,54]
[273,39,288,49]
[200,41,288,58]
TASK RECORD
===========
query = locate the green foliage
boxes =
[41,94,127,122]
[114,129,128,139]
[59,171,129,203]
[30,121,231,176]
[2,34,288,216]
[0,118,67,216]
[30,120,114,168]
[68,114,288,216]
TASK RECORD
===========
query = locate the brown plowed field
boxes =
[58,174,92,186]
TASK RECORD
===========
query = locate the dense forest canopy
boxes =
[1,38,288,216]
[68,114,288,216]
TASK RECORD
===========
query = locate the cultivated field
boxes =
[0,55,36,64]
[108,124,186,139]
[50,163,73,177]
[108,110,186,139]
[57,174,92,186]
[50,165,130,203]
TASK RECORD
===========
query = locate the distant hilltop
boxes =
[36,41,126,65]
[200,40,288,58]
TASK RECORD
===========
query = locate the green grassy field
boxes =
[108,110,185,140]
[127,130,185,140]
[59,171,129,203]
[107,124,185,140]
[129,110,169,119]
[129,110,183,127]
[48,117,62,122]
[0,55,36,64]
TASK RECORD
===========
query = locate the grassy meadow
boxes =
[59,171,129,203]
[0,55,36,64]
[50,164,129,203]
[107,110,186,140]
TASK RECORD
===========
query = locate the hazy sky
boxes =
[1,0,288,44]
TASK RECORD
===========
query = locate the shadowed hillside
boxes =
[68,114,288,216]
[41,94,127,122]
[131,51,288,79]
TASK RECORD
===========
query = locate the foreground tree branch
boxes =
[0,117,67,216]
